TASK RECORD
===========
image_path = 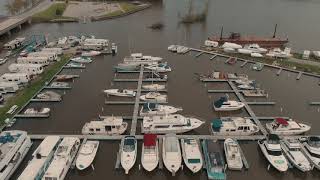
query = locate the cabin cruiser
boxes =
[43,137,80,180]
[71,56,92,63]
[121,136,137,174]
[141,134,159,172]
[181,138,203,173]
[168,45,178,52]
[213,95,245,111]
[123,53,162,65]
[140,92,167,103]
[258,134,288,172]
[302,136,320,170]
[176,46,189,54]
[265,118,311,135]
[76,141,100,170]
[49,82,70,88]
[162,135,182,175]
[18,136,61,180]
[224,138,243,170]
[142,84,165,91]
[142,114,204,134]
[211,117,259,136]
[82,116,127,135]
[23,108,50,117]
[104,89,136,97]
[280,139,312,172]
[0,130,32,180]
[81,50,101,57]
[140,103,182,116]
[36,91,62,101]
[145,63,172,72]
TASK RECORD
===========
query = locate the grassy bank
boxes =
[0,55,70,126]
[101,2,150,19]
[32,3,75,22]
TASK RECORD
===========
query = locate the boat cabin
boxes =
[82,38,109,50]
[82,117,127,135]
[0,82,19,94]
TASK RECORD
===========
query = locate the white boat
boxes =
[76,141,99,170]
[224,138,243,170]
[221,42,242,49]
[265,118,311,135]
[71,57,92,63]
[302,136,320,170]
[251,52,263,57]
[43,137,80,180]
[234,78,254,85]
[223,47,236,53]
[104,89,136,97]
[141,134,159,171]
[142,84,165,91]
[210,117,259,136]
[313,51,320,59]
[121,136,137,174]
[18,136,61,180]
[23,108,50,116]
[144,63,172,72]
[123,53,163,65]
[176,46,189,54]
[163,135,182,174]
[140,102,182,116]
[65,62,85,68]
[244,44,268,53]
[140,92,167,103]
[258,134,288,172]
[50,82,70,88]
[0,58,8,65]
[82,116,127,135]
[142,114,204,134]
[181,138,203,173]
[213,95,245,111]
[81,50,101,57]
[238,84,255,90]
[266,48,291,58]
[0,130,32,180]
[280,139,312,172]
[36,91,62,101]
[168,45,178,52]
[237,48,252,55]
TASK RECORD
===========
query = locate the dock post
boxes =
[276,68,282,76]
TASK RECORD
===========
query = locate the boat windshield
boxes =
[188,159,201,164]
[123,139,135,152]
[266,148,282,156]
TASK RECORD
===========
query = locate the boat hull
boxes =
[181,139,203,173]
[76,141,99,170]
[141,141,159,172]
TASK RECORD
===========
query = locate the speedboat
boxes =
[23,108,50,116]
[162,134,182,175]
[140,92,167,103]
[302,136,320,170]
[280,139,312,172]
[124,53,162,65]
[213,95,245,111]
[49,82,70,88]
[121,136,137,174]
[142,84,165,91]
[176,46,189,54]
[139,102,182,116]
[252,62,264,71]
[266,48,291,58]
[71,56,92,63]
[145,63,172,72]
[141,134,159,172]
[168,45,178,52]
[224,138,243,170]
[81,50,101,57]
[82,116,127,135]
[76,141,99,170]
[103,89,136,97]
[181,138,203,173]
[211,117,259,136]
[258,134,288,172]
[36,91,62,101]
[265,118,311,135]
[142,114,204,134]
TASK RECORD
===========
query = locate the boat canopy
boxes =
[143,134,157,147]
[275,118,288,125]
[213,96,228,108]
[143,103,157,111]
[268,134,280,141]
[211,119,222,130]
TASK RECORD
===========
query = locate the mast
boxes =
[220,26,224,40]
[272,24,278,38]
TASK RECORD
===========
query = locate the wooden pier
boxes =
[30,98,62,102]
[208,90,242,93]
[44,86,72,90]
[131,65,144,135]
[246,102,276,105]
[210,54,217,60]
[195,52,204,58]
[71,137,88,169]
[296,72,303,80]
[15,114,49,118]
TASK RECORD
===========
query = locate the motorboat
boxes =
[221,42,242,49]
[140,92,167,103]
[65,62,86,68]
[265,118,311,135]
[237,48,252,55]
[181,138,203,173]
[23,108,50,117]
[123,53,162,65]
[302,136,320,170]
[223,47,236,53]
[71,56,92,63]
[213,95,245,111]
[76,141,100,170]
[140,103,182,116]
[144,63,172,72]
[202,140,226,180]
[104,89,136,97]
[55,75,78,82]
[266,48,291,58]
[81,50,101,57]
[121,136,137,174]
[251,52,263,57]
[224,138,243,170]
[258,134,288,172]
[211,117,259,136]
[168,45,178,52]
[141,134,159,172]
[142,84,166,91]
[0,58,8,65]
[251,62,264,71]
[313,51,320,59]
[114,63,139,72]
[36,91,62,101]
[242,89,268,97]
[82,116,127,135]
[162,134,182,175]
[176,46,189,54]
[280,139,312,172]
[243,44,268,53]
[142,114,204,134]
[49,82,70,88]
[0,130,32,180]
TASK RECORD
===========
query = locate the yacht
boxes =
[140,92,167,103]
[142,84,165,91]
[280,139,312,172]
[266,48,291,58]
[181,138,203,173]
[213,95,245,111]
[23,108,50,117]
[104,89,136,97]
[36,91,62,101]
[141,134,159,172]
[82,116,127,135]
[265,118,311,135]
[258,134,288,172]
[123,53,162,65]
[145,63,172,72]
[302,136,320,170]
[142,114,204,134]
[0,130,32,180]
[81,50,101,57]
[76,141,99,170]
[121,136,137,174]
[42,137,80,180]
[224,138,243,170]
[18,136,61,180]
[139,102,182,116]
[210,117,259,136]
[162,135,182,175]
[71,56,92,63]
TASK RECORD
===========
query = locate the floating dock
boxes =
[71,137,88,169]
[30,98,61,102]
[44,86,72,90]
[115,138,124,169]
[241,61,248,67]
[15,114,50,118]
[210,54,217,60]
[246,102,276,105]
[238,143,250,170]
[296,72,303,80]
[105,101,168,105]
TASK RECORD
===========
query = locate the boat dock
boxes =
[44,86,72,90]
[115,138,124,169]
[210,54,218,60]
[105,101,168,105]
[15,114,50,118]
[158,138,164,169]
[277,68,282,76]
[246,102,276,105]
[63,65,86,69]
[30,98,62,102]
[113,79,167,82]
[195,51,204,58]
[241,61,248,67]
[309,102,320,105]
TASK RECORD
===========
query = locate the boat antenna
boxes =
[220,26,224,40]
[272,24,278,38]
